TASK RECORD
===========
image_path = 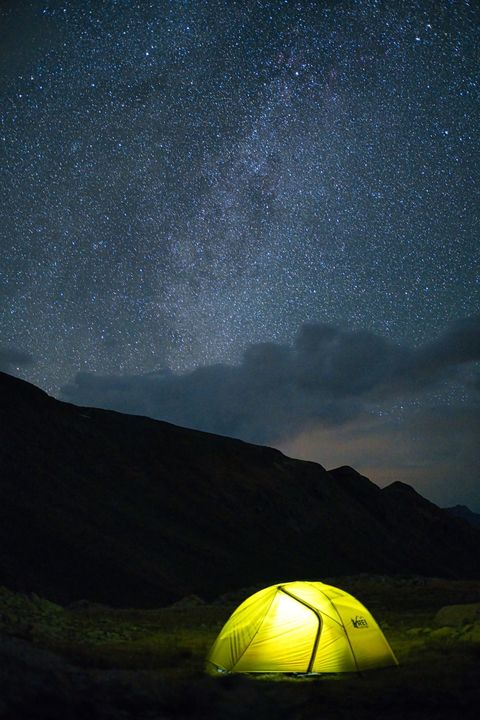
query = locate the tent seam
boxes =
[320,588,359,672]
[230,591,277,672]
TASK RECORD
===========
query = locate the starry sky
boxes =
[1,0,479,509]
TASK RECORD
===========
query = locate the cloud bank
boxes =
[61,316,480,444]
[0,346,35,374]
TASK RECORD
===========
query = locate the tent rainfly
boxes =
[207,580,398,674]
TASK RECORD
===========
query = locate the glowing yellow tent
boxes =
[207,580,398,674]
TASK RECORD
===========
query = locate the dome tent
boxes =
[207,581,398,674]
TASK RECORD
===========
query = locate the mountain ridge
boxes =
[444,505,480,528]
[1,371,479,607]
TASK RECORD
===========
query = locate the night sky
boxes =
[1,1,479,509]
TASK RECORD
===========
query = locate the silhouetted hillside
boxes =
[1,371,479,607]
[445,505,480,528]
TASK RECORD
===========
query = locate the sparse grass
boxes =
[0,587,229,673]
[46,628,214,671]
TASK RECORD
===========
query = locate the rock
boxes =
[406,627,424,636]
[170,594,206,608]
[460,623,480,642]
[429,626,456,639]
[434,603,480,627]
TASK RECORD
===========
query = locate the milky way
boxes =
[1,0,479,393]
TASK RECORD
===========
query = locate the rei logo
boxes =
[351,616,368,628]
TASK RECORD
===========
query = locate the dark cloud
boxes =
[397,315,480,389]
[61,316,480,444]
[0,346,35,374]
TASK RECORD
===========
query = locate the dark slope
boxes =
[445,505,480,528]
[1,371,479,607]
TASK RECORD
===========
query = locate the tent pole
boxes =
[278,586,322,674]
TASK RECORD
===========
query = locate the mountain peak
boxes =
[329,465,363,476]
[383,480,423,495]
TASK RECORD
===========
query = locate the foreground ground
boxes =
[1,576,479,719]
